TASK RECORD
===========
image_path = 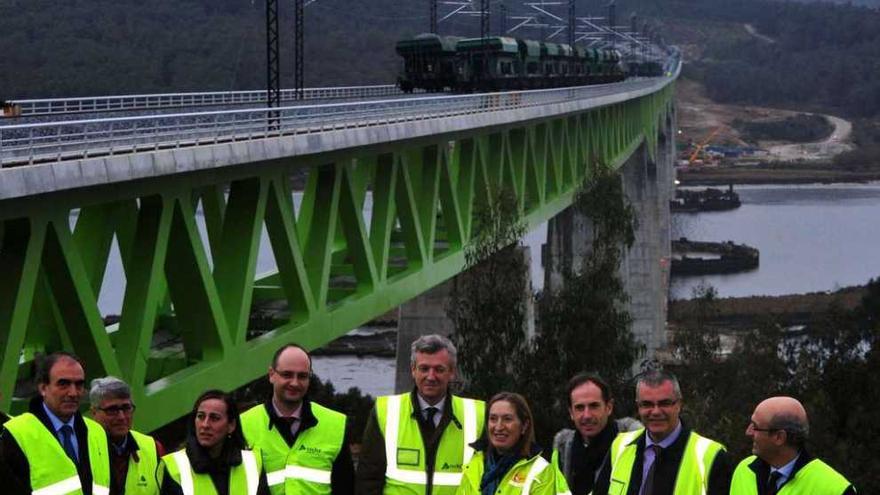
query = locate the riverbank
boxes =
[678,163,880,185]
[668,285,867,330]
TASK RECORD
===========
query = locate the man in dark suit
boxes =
[1,352,111,495]
[605,369,731,495]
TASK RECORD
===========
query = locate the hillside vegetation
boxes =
[2,0,880,122]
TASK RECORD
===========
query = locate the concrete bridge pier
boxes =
[543,120,675,362]
[393,247,536,393]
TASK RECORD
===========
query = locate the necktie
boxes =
[60,424,78,464]
[424,407,439,430]
[641,445,662,495]
[767,471,783,495]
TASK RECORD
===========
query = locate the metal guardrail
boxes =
[0,61,680,167]
[5,85,410,117]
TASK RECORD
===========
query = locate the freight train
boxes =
[396,33,631,93]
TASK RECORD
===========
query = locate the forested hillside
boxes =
[3,0,880,120]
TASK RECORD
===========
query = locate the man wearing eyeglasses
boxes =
[89,376,164,494]
[606,369,731,495]
[731,396,855,494]
[1,352,111,495]
[241,343,354,495]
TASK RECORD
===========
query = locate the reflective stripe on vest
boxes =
[4,412,111,495]
[164,449,261,495]
[31,476,81,495]
[608,429,724,495]
[521,457,550,494]
[730,456,852,495]
[124,430,160,495]
[240,402,344,494]
[377,393,485,494]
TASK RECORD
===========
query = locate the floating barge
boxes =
[671,237,759,276]
[671,185,741,213]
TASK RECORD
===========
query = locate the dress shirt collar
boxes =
[42,401,75,432]
[272,398,303,420]
[645,420,682,449]
[772,453,800,484]
[416,393,446,416]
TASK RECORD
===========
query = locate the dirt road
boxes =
[764,114,854,162]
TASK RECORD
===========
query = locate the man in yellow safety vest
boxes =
[241,343,354,495]
[606,369,731,495]
[356,334,485,495]
[89,377,164,494]
[1,351,111,495]
[730,396,855,494]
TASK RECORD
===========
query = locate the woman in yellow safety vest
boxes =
[457,392,570,495]
[159,389,269,495]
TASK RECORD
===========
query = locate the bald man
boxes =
[730,396,855,494]
[240,343,354,495]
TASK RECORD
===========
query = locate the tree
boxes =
[524,164,643,444]
[448,187,530,399]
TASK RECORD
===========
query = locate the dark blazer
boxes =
[356,390,473,495]
[252,398,355,495]
[740,450,856,495]
[0,396,97,495]
[614,424,732,495]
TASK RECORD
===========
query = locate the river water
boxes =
[670,182,880,299]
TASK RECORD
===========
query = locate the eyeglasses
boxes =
[637,399,678,410]
[272,368,310,381]
[748,421,780,433]
[98,403,136,415]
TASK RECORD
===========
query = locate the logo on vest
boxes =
[440,462,462,470]
[137,475,148,486]
[297,444,325,456]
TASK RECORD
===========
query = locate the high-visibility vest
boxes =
[375,393,485,495]
[457,451,572,495]
[4,412,111,495]
[160,448,262,495]
[241,402,345,495]
[730,455,852,494]
[607,428,724,495]
[123,430,160,495]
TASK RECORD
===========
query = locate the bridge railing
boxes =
[5,85,411,117]
[0,73,677,167]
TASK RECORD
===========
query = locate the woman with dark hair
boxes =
[159,390,269,494]
[457,392,569,495]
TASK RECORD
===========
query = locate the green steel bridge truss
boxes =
[0,86,674,430]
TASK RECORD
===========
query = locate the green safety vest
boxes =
[607,428,724,495]
[241,402,345,495]
[730,455,852,494]
[457,451,571,495]
[123,430,160,495]
[160,448,262,495]
[4,412,111,495]
[376,393,485,495]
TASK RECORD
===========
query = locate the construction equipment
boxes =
[687,126,721,164]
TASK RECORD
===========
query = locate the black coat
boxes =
[0,396,98,495]
[356,390,479,495]
[614,425,732,495]
[739,450,856,495]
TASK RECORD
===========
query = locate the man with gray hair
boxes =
[356,334,486,495]
[731,396,855,494]
[606,369,731,495]
[89,376,164,495]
